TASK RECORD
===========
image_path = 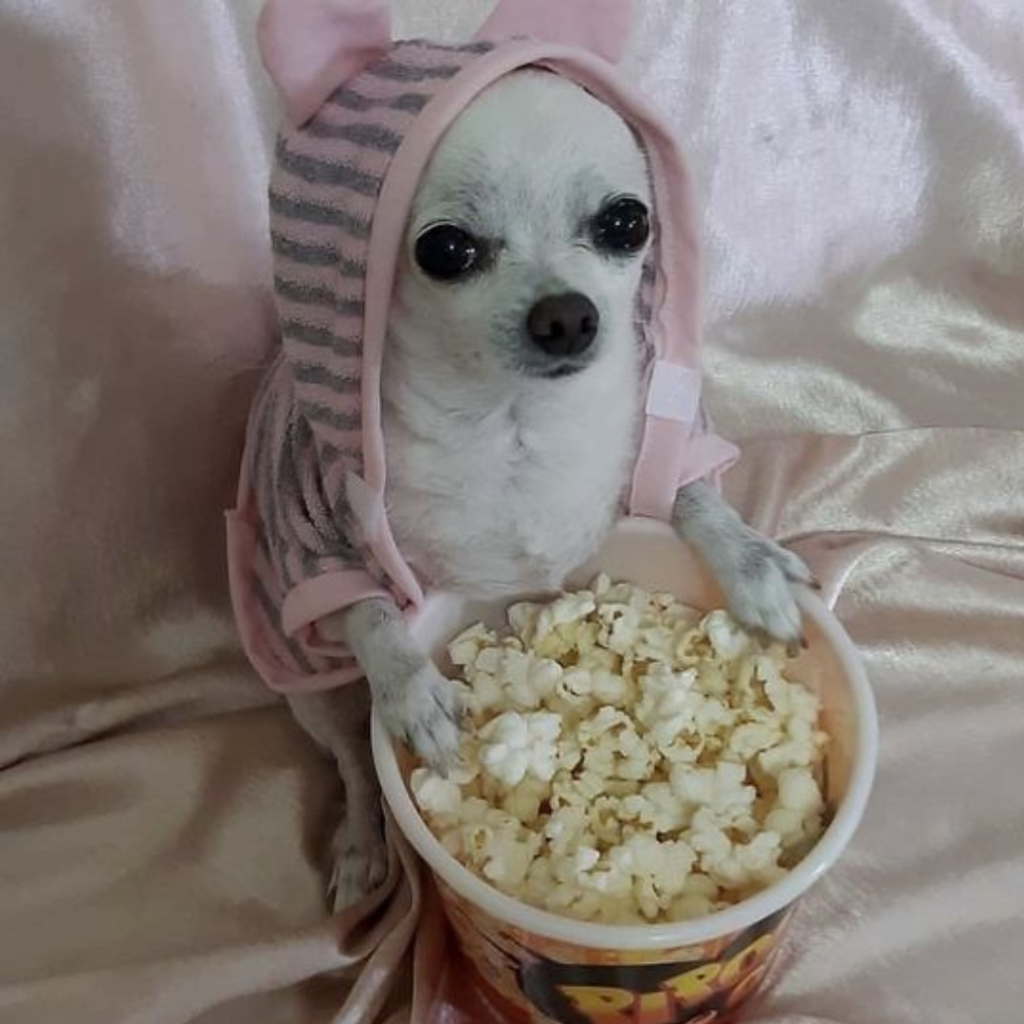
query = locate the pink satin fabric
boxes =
[1,2,1022,1023]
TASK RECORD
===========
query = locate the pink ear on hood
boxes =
[474,0,634,63]
[258,0,392,125]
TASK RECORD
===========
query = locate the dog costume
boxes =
[226,0,739,692]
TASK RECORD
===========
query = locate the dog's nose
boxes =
[527,293,600,357]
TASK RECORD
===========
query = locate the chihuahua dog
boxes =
[284,72,812,910]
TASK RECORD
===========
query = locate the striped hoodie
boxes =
[226,0,739,694]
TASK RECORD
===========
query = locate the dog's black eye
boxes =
[592,197,650,255]
[414,224,482,281]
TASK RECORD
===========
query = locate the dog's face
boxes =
[391,71,653,382]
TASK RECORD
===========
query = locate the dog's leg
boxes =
[320,597,462,771]
[672,480,816,644]
[285,681,387,912]
[286,599,460,909]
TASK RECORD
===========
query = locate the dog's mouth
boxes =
[516,353,596,380]
[533,362,589,380]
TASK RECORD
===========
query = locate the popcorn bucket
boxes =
[373,518,878,1024]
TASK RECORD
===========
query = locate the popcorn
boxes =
[704,609,751,660]
[620,781,687,833]
[727,721,781,761]
[482,829,541,888]
[670,763,757,830]
[448,623,497,667]
[777,766,825,817]
[409,768,461,818]
[412,580,829,925]
[501,776,550,825]
[478,710,562,786]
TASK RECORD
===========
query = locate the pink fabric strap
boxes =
[631,363,701,517]
[281,569,390,638]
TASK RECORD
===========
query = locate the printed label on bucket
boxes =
[440,880,791,1024]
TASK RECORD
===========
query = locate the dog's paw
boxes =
[374,658,462,770]
[328,814,388,913]
[723,536,815,646]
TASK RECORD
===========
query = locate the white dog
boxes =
[278,72,814,910]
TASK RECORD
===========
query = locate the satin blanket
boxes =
[1,2,1021,1022]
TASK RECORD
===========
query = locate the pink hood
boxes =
[226,0,738,692]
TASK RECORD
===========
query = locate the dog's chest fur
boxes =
[381,350,641,597]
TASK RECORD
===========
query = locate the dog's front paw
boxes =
[723,536,815,646]
[374,658,462,770]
